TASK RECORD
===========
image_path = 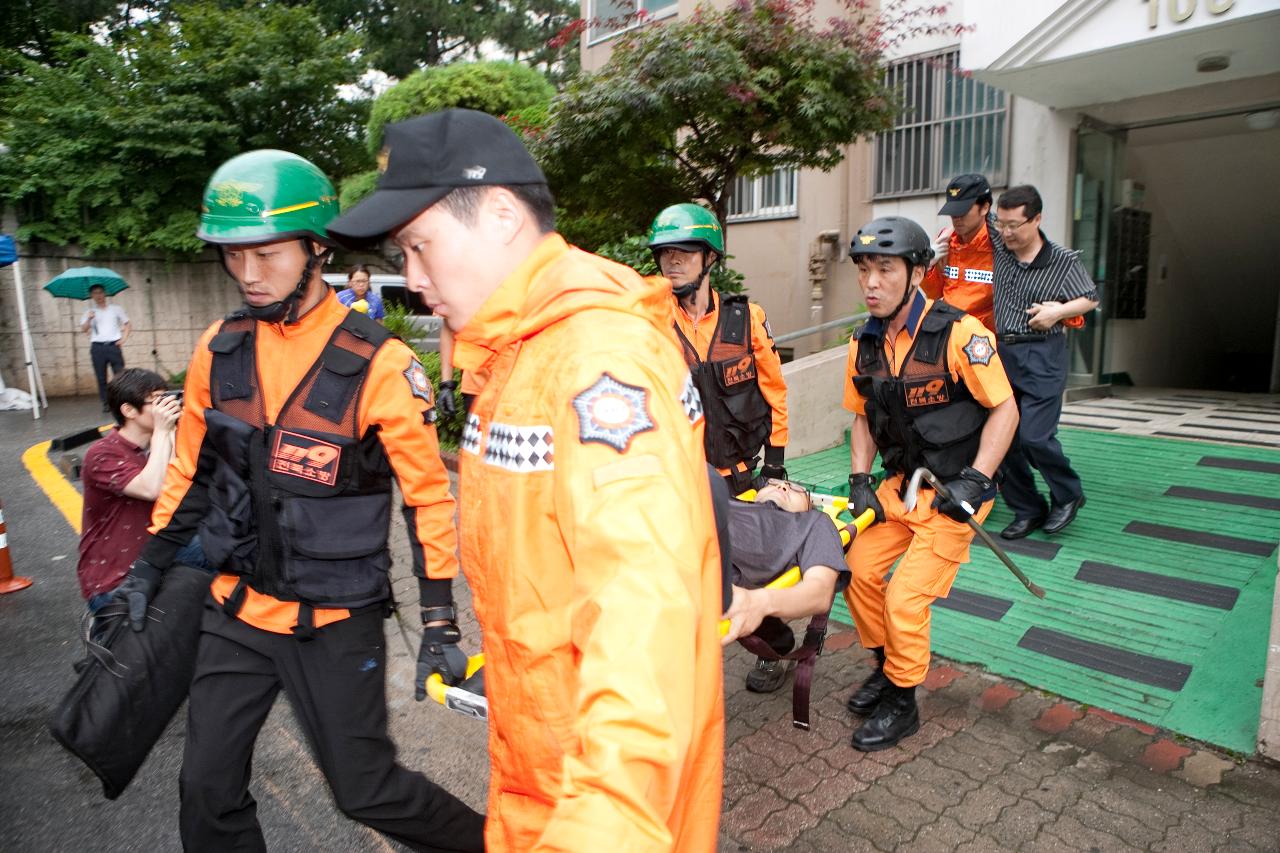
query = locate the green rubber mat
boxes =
[792,429,1278,754]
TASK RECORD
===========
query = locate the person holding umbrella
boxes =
[78,279,131,411]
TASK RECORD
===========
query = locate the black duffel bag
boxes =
[48,563,209,799]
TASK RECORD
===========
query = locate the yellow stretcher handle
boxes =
[425,653,485,705]
[717,506,876,637]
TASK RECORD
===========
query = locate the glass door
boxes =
[1069,121,1125,386]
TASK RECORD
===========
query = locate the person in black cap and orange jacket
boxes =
[923,173,999,331]
[326,109,724,852]
[110,149,484,851]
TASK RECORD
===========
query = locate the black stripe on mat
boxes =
[1061,421,1118,430]
[1198,457,1280,475]
[935,587,1013,621]
[1207,414,1280,424]
[1169,394,1232,403]
[1063,410,1151,423]
[1164,485,1280,512]
[1076,560,1239,610]
[1184,422,1280,436]
[1124,521,1276,557]
[975,535,1060,561]
[1018,627,1191,691]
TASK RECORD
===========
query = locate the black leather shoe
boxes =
[846,647,888,715]
[1000,514,1046,540]
[1043,494,1086,535]
[852,684,920,752]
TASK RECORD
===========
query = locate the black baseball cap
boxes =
[328,108,548,246]
[938,174,992,216]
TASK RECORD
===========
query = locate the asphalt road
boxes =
[0,396,489,852]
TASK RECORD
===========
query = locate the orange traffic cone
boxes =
[0,499,33,594]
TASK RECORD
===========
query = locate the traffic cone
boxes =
[0,499,33,594]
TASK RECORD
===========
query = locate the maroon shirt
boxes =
[77,429,153,599]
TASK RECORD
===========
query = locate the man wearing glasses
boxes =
[990,185,1098,539]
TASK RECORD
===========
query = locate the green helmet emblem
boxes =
[197,150,339,245]
[647,203,724,255]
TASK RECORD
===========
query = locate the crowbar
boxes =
[902,467,1046,599]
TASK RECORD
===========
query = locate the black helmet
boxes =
[849,216,934,267]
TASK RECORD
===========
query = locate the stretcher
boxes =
[424,493,874,730]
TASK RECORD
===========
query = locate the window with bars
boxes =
[588,0,677,43]
[874,49,1009,198]
[726,168,798,221]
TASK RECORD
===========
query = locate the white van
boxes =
[323,273,442,350]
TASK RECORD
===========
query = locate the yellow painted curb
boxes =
[21,430,108,535]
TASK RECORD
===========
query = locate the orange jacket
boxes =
[672,291,788,470]
[922,225,996,332]
[149,293,458,634]
[453,234,724,852]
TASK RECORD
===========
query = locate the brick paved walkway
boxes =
[719,633,1280,852]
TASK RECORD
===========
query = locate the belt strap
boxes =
[737,610,829,730]
[220,577,249,618]
[292,603,316,641]
[997,333,1049,344]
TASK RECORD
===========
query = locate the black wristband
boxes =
[764,444,785,466]
[129,558,164,585]
[849,472,876,489]
[421,605,457,624]
[439,380,458,390]
[418,577,453,608]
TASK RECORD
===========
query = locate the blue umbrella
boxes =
[43,266,130,300]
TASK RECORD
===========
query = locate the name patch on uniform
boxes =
[722,355,756,387]
[906,378,949,408]
[963,334,994,366]
[270,429,341,485]
[403,358,434,407]
[572,373,655,453]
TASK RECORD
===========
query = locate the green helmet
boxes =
[197,150,339,245]
[647,203,724,255]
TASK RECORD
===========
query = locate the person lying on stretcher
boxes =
[720,479,851,694]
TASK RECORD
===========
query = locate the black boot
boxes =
[851,683,920,752]
[846,647,888,716]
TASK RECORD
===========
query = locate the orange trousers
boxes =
[843,476,991,687]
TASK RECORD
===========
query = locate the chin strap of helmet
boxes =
[884,261,919,325]
[233,238,333,324]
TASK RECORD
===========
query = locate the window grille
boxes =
[726,168,798,221]
[588,0,678,44]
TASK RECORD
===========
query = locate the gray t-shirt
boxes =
[727,500,850,592]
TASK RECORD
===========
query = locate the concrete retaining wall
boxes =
[780,343,850,457]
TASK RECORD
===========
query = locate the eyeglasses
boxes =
[763,478,812,511]
[995,218,1031,234]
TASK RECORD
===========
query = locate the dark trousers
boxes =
[997,334,1083,518]
[179,603,485,853]
[89,341,124,404]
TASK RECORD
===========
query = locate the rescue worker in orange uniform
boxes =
[922,173,997,331]
[647,203,793,694]
[648,203,789,496]
[328,109,725,852]
[842,216,1019,751]
[110,150,484,851]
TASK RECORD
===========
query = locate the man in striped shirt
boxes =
[991,185,1099,539]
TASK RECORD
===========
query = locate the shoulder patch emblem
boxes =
[404,358,435,407]
[680,371,703,425]
[573,373,655,453]
[963,334,994,366]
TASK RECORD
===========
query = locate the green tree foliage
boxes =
[366,60,556,155]
[0,2,369,254]
[3,0,120,61]
[533,0,906,248]
[595,234,746,295]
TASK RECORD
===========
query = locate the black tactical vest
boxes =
[674,294,772,470]
[199,310,395,610]
[852,301,987,480]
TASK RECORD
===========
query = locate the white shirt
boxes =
[81,304,130,343]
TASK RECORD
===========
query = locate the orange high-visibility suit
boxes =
[453,234,725,851]
[672,291,788,484]
[146,293,459,633]
[842,291,1012,687]
[922,223,996,332]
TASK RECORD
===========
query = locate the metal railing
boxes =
[773,312,869,346]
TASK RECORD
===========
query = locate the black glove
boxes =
[848,473,885,524]
[111,559,162,632]
[757,463,787,482]
[437,380,458,418]
[415,618,468,701]
[932,466,994,523]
